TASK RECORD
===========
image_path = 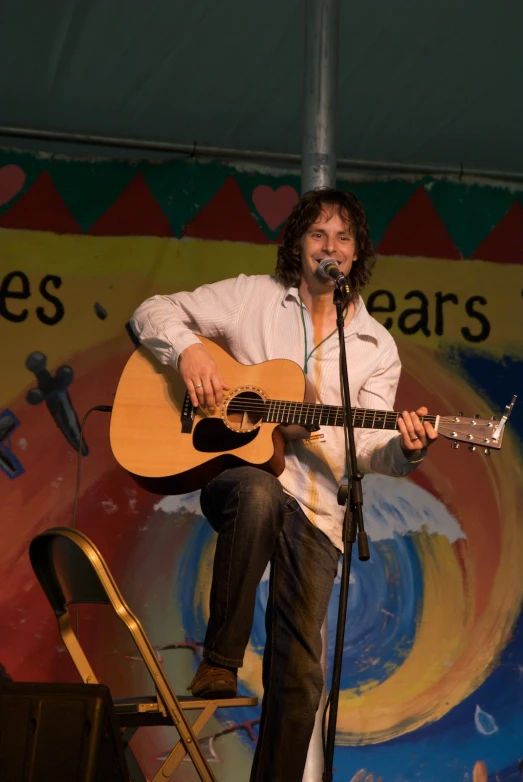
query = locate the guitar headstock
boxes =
[437,395,516,454]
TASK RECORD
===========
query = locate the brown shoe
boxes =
[188,659,238,699]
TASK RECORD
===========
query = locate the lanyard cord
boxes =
[298,292,349,375]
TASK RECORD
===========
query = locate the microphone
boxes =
[317,258,348,286]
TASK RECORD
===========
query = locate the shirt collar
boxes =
[282,286,377,342]
[282,286,300,307]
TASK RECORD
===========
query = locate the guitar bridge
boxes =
[181,391,195,433]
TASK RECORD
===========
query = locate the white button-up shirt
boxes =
[131,274,422,550]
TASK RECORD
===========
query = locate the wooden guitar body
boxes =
[110,338,305,494]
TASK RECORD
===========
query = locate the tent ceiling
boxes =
[1,0,522,176]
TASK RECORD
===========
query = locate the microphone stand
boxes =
[322,281,369,781]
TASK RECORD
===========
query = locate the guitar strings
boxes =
[224,402,415,417]
[223,402,455,421]
[210,399,486,426]
[220,404,492,427]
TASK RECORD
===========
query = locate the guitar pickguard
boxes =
[192,417,259,453]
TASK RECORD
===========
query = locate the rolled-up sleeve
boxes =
[354,340,425,476]
[130,275,252,367]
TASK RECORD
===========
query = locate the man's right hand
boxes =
[178,343,229,412]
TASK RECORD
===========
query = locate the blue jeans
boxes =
[200,466,339,782]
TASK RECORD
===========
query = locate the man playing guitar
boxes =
[129,188,438,782]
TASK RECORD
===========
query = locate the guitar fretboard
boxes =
[261,400,437,430]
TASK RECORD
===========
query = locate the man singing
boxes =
[131,187,438,781]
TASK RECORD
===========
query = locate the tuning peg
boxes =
[468,445,476,452]
[475,414,481,419]
[451,441,459,449]
[484,448,491,456]
[458,411,463,416]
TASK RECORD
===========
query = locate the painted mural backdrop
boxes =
[1,150,523,782]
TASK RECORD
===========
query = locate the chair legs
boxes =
[153,702,218,780]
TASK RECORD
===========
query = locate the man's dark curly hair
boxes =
[275,188,375,300]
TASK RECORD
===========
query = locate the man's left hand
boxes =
[398,406,438,457]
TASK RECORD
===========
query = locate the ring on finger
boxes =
[194,383,203,389]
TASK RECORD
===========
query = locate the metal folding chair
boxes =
[29,527,257,782]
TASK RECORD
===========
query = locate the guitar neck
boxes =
[264,400,437,431]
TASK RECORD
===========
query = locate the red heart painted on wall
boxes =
[0,164,26,206]
[252,185,299,230]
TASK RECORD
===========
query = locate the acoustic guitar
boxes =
[110,337,515,494]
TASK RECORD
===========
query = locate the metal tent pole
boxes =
[300,1,340,780]
[301,0,339,194]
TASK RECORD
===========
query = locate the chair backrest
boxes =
[29,527,113,614]
[30,526,166,689]
[29,526,218,782]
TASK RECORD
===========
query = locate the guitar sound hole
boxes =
[225,391,264,431]
[192,418,259,453]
